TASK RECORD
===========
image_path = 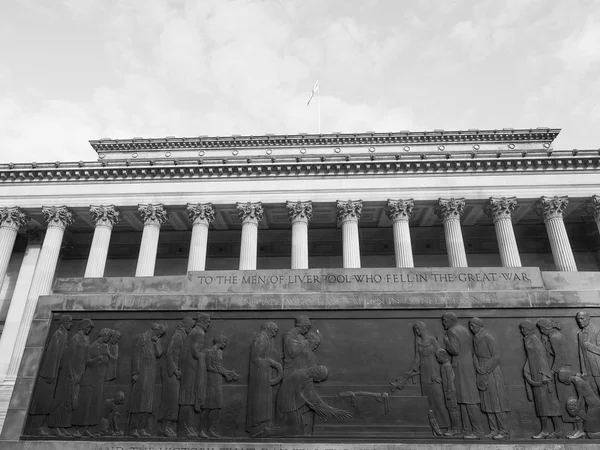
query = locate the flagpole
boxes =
[317,78,321,134]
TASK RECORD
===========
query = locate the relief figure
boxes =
[520,320,563,439]
[392,321,450,434]
[178,313,211,438]
[559,369,599,439]
[274,365,351,436]
[98,391,126,436]
[158,317,194,437]
[283,316,311,377]
[441,312,483,439]
[246,322,282,437]
[129,323,166,438]
[28,314,72,436]
[105,329,121,383]
[435,349,461,436]
[537,318,577,435]
[576,311,600,396]
[72,327,113,437]
[469,318,510,440]
[47,318,94,437]
[201,334,240,438]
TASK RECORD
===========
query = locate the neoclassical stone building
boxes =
[0,126,599,437]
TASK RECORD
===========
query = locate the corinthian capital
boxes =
[90,205,120,228]
[385,199,414,222]
[138,204,168,226]
[286,201,313,223]
[187,203,216,225]
[534,196,568,221]
[483,197,517,222]
[236,202,264,223]
[584,195,600,222]
[336,200,362,222]
[435,198,465,222]
[0,207,28,229]
[42,206,74,228]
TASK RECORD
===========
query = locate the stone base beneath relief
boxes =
[1,441,600,450]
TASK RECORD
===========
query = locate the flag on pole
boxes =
[307,79,319,106]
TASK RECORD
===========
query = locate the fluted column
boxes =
[5,206,73,381]
[84,205,120,278]
[0,230,43,382]
[385,199,414,268]
[187,203,215,272]
[287,201,313,269]
[585,195,600,236]
[135,204,168,277]
[483,197,522,268]
[435,198,468,267]
[0,207,28,288]
[337,200,362,268]
[534,196,577,272]
[237,202,264,270]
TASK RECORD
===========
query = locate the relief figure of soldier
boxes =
[47,318,93,437]
[72,327,113,437]
[158,317,194,437]
[246,321,282,437]
[129,323,166,438]
[28,314,72,436]
[201,334,240,437]
[178,313,211,437]
[469,318,510,440]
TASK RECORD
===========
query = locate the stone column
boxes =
[5,207,72,381]
[385,199,415,268]
[585,195,600,236]
[337,200,362,269]
[0,208,28,288]
[286,201,313,269]
[435,198,468,267]
[84,205,120,278]
[483,197,522,268]
[237,202,264,270]
[186,203,215,272]
[534,196,577,272]
[0,230,43,382]
[135,204,168,277]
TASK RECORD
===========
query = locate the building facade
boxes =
[1,127,600,444]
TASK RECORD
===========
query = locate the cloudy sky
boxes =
[1,0,599,163]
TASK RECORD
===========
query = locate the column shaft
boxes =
[392,219,414,268]
[0,240,41,382]
[84,224,112,277]
[6,224,64,380]
[444,218,468,267]
[135,224,161,277]
[188,220,209,272]
[342,218,361,268]
[291,217,309,269]
[546,217,577,271]
[239,219,258,270]
[0,225,19,288]
[494,218,522,268]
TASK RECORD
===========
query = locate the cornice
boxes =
[0,149,598,184]
[89,128,560,152]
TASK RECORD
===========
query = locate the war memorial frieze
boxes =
[5,268,600,449]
